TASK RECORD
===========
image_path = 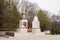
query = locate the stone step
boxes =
[32,29,41,33]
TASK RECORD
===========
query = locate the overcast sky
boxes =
[26,0,60,15]
[18,0,60,15]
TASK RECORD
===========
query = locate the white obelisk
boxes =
[32,16,41,33]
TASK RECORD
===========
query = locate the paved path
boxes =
[0,32,60,40]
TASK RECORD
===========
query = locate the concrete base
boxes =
[32,29,41,33]
[32,29,44,35]
[20,28,27,33]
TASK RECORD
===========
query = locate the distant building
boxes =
[51,15,60,34]
[51,15,60,22]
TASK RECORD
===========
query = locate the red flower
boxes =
[23,22,27,27]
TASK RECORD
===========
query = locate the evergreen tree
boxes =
[38,10,51,31]
[0,0,20,31]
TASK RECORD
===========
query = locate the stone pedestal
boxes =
[19,19,28,33]
[32,29,40,33]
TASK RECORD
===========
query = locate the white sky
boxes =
[27,0,60,15]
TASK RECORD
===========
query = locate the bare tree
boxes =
[18,0,38,18]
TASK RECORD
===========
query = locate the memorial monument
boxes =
[32,16,45,35]
[19,14,28,33]
[32,16,41,33]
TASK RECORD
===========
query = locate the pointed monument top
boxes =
[33,16,39,21]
